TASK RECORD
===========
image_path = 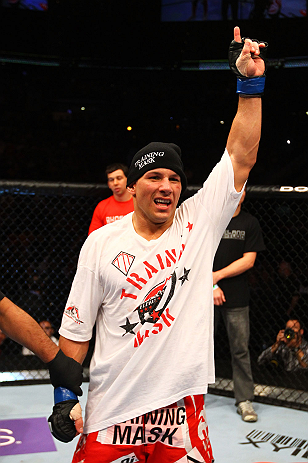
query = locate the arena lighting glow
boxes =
[127,126,132,131]
[287,140,291,144]
[81,107,85,111]
[220,120,225,125]
[280,186,308,192]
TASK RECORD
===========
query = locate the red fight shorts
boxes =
[72,394,214,463]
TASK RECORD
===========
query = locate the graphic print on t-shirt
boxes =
[134,271,176,325]
[119,269,190,348]
[64,305,84,325]
[112,251,135,276]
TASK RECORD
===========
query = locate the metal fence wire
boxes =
[1,182,308,411]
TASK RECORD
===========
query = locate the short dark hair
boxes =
[105,163,128,178]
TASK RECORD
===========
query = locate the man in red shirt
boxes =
[88,163,134,234]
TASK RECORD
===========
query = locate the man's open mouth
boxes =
[154,198,171,206]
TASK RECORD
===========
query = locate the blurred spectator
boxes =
[16,277,46,320]
[88,163,134,234]
[266,0,282,17]
[22,319,58,356]
[258,319,308,371]
[288,267,308,330]
[251,0,281,18]
[187,0,208,20]
[221,0,238,20]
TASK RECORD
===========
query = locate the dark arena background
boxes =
[1,0,308,415]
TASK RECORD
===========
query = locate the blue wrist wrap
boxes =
[54,386,78,404]
[237,76,266,95]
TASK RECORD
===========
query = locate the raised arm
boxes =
[227,26,267,192]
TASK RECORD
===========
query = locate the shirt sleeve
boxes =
[187,149,244,242]
[59,236,105,341]
[0,291,5,301]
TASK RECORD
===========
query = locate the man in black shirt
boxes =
[213,188,265,422]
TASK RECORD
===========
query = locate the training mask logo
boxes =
[135,151,165,170]
[64,305,84,325]
[119,271,180,347]
[134,272,176,325]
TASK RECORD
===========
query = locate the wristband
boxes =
[237,76,266,96]
[213,284,219,290]
[54,386,78,404]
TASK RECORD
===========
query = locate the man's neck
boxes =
[113,191,132,202]
[132,213,173,241]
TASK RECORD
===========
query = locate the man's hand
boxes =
[49,400,83,442]
[276,329,286,343]
[48,387,83,443]
[229,26,267,79]
[277,329,288,344]
[270,329,285,353]
[213,286,226,306]
[234,26,266,78]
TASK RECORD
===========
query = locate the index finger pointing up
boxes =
[234,26,241,43]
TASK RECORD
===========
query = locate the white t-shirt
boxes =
[59,149,243,433]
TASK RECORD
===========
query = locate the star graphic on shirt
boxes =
[179,268,191,285]
[151,310,160,321]
[120,317,138,336]
[186,222,193,232]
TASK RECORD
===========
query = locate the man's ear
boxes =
[127,185,136,196]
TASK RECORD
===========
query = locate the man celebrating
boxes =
[49,27,267,462]
[88,163,134,234]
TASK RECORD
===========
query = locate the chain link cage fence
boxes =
[1,181,308,411]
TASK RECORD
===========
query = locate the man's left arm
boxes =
[227,26,267,192]
[213,251,257,285]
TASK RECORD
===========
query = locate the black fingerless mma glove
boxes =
[47,349,83,396]
[48,399,78,443]
[228,37,268,96]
